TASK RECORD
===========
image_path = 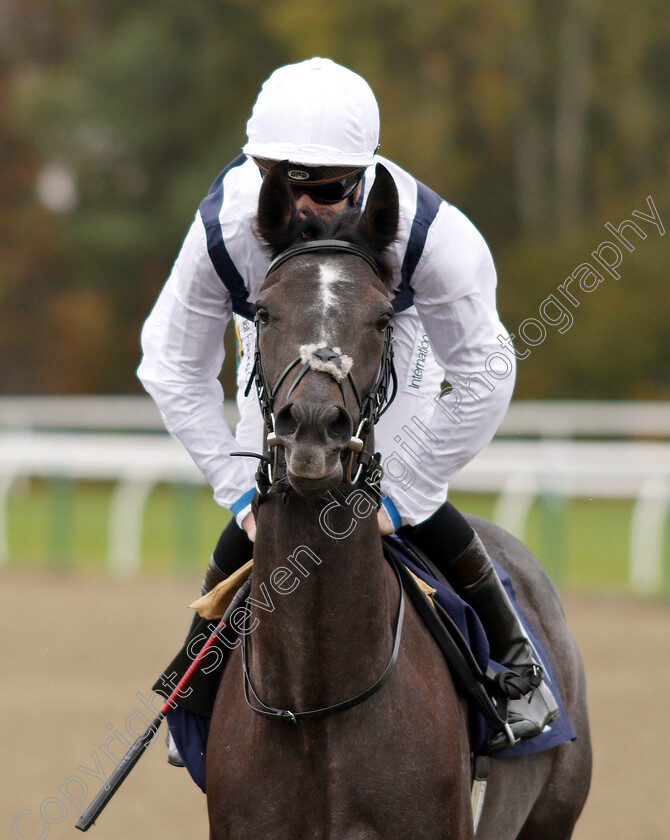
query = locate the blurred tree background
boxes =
[1,0,668,398]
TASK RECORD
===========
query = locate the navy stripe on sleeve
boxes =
[199,154,256,320]
[393,180,444,313]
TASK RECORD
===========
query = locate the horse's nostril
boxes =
[275,401,352,448]
[325,405,353,446]
[275,402,299,438]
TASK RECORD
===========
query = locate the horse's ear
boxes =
[357,164,399,254]
[256,161,297,256]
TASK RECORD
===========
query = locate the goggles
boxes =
[254,158,364,205]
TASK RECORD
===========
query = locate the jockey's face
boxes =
[294,184,363,217]
[254,158,364,217]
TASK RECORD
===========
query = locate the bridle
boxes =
[243,239,398,493]
[235,238,404,725]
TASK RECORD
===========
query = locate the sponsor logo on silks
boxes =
[235,316,256,377]
[409,334,431,390]
[234,318,243,373]
[288,169,310,181]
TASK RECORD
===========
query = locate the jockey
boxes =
[138,57,558,759]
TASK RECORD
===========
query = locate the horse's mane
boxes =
[272,207,395,289]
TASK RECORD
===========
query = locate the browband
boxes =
[266,239,383,280]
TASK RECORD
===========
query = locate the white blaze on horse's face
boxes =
[318,262,340,309]
[314,260,345,343]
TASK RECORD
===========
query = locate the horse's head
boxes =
[253,162,399,498]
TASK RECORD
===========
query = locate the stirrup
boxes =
[488,721,517,752]
[487,678,560,751]
[166,731,185,768]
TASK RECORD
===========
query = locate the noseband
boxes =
[243,240,398,492]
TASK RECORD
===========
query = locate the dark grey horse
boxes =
[206,164,591,839]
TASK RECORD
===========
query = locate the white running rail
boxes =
[0,398,668,591]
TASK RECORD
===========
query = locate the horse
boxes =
[205,163,592,839]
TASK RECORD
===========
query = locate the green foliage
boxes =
[0,0,668,398]
[498,192,670,398]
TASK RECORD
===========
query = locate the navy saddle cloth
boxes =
[382,535,577,757]
[166,536,577,793]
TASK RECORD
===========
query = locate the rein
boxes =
[241,558,405,723]
[242,239,398,491]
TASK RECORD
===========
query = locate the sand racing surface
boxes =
[3,569,670,839]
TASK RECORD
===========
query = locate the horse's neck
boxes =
[249,491,396,711]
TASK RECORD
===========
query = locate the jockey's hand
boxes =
[377,507,395,536]
[241,511,256,543]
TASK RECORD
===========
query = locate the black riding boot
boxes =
[199,552,229,595]
[167,520,253,767]
[451,532,559,744]
[399,503,559,746]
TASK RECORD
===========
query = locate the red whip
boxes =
[75,578,251,831]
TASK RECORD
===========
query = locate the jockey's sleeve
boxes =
[137,213,257,513]
[389,202,516,527]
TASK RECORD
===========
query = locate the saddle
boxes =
[380,536,577,757]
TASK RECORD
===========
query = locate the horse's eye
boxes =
[256,308,270,325]
[376,314,392,332]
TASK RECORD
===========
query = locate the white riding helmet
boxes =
[243,57,380,168]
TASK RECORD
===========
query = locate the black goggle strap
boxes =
[256,160,363,202]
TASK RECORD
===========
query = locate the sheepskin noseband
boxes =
[299,342,353,382]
